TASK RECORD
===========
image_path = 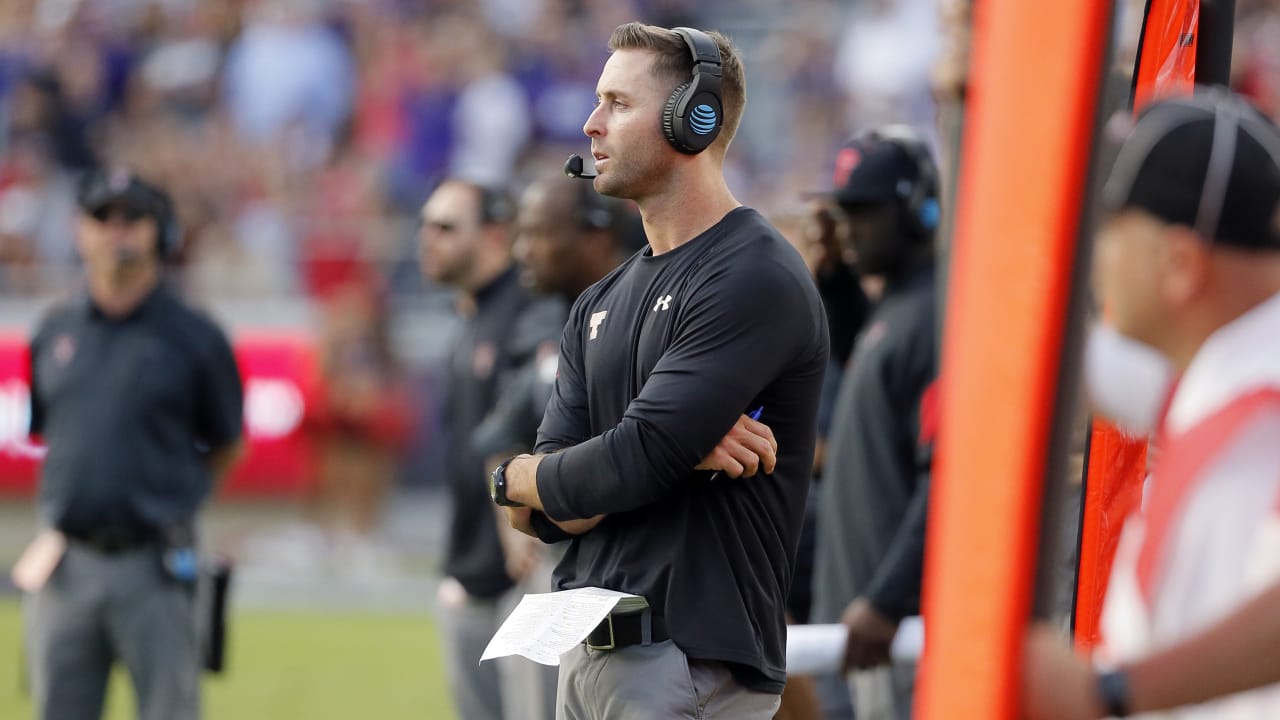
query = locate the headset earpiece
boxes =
[661,28,724,155]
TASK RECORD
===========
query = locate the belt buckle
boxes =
[586,615,616,651]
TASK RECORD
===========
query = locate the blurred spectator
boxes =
[0,134,78,289]
[1235,0,1280,118]
[135,3,227,123]
[222,0,354,168]
[440,13,532,186]
[7,69,96,172]
[834,0,939,139]
[1,0,1269,303]
[301,281,411,572]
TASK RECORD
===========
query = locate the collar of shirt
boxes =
[1167,290,1280,434]
[77,281,170,325]
[472,265,519,309]
[882,260,936,297]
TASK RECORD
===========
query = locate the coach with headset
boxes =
[491,23,828,718]
[809,128,941,720]
[21,167,244,720]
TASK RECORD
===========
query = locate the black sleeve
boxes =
[864,374,938,621]
[536,259,824,521]
[194,326,244,450]
[864,442,931,621]
[529,510,575,544]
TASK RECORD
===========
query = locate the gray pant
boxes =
[436,578,558,720]
[556,640,781,720]
[23,543,199,720]
[850,661,917,720]
[815,671,857,720]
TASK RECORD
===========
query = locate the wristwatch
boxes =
[489,457,525,508]
[1095,668,1132,717]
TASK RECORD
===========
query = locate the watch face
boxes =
[489,468,500,503]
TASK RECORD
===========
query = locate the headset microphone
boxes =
[564,154,598,180]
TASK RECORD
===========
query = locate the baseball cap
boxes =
[77,167,169,219]
[1103,89,1280,250]
[829,137,927,207]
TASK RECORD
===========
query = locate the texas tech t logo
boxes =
[589,311,608,340]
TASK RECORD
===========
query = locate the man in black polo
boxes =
[811,128,940,720]
[418,178,565,720]
[22,167,244,720]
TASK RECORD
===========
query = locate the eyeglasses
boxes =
[89,205,148,224]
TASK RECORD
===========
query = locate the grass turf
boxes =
[0,599,456,719]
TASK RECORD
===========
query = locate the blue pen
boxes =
[709,406,766,482]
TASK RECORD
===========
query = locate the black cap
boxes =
[77,166,170,219]
[1103,89,1280,250]
[829,135,932,208]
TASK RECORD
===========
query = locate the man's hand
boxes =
[695,413,777,478]
[1022,623,1104,720]
[840,598,899,671]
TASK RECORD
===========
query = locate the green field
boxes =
[0,599,456,719]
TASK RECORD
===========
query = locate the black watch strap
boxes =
[491,457,525,508]
[1096,669,1132,718]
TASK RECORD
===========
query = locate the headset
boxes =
[662,27,724,155]
[77,167,182,259]
[864,125,941,239]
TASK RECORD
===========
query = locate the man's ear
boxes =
[1160,225,1211,307]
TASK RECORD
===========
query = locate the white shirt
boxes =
[1100,292,1280,719]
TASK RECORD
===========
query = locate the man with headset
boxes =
[809,128,940,720]
[21,167,244,720]
[464,175,642,719]
[489,23,829,718]
[418,178,565,720]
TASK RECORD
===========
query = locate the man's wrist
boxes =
[489,457,525,507]
[506,454,542,508]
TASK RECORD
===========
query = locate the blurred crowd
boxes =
[0,0,950,301]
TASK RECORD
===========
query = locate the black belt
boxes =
[65,528,156,555]
[584,612,669,651]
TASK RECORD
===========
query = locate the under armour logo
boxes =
[653,295,673,312]
[589,311,608,340]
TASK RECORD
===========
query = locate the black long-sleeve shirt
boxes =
[530,207,829,693]
[812,262,938,624]
[443,267,563,598]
